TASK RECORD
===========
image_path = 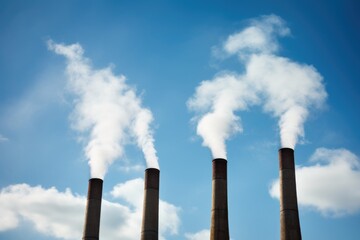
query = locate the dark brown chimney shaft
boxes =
[210,158,230,240]
[83,178,103,240]
[279,148,302,240]
[141,168,160,240]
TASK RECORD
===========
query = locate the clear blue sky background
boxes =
[0,1,359,239]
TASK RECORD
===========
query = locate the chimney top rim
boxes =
[279,147,294,152]
[89,178,103,182]
[212,158,227,162]
[145,168,160,172]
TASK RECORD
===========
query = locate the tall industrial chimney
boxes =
[141,168,160,240]
[83,178,103,240]
[210,158,230,240]
[279,148,302,240]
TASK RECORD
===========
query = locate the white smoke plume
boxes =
[245,53,326,148]
[188,15,326,156]
[133,109,159,170]
[48,40,159,179]
[187,74,258,158]
[223,15,290,57]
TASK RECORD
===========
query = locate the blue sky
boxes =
[0,1,359,239]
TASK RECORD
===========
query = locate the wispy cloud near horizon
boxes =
[0,179,180,239]
[185,229,210,240]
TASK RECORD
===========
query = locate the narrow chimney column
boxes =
[279,148,302,240]
[141,168,160,240]
[210,158,230,240]
[83,178,103,240]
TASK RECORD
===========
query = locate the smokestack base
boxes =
[83,178,103,240]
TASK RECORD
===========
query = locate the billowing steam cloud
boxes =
[188,74,258,158]
[242,51,326,149]
[48,41,159,178]
[188,15,326,157]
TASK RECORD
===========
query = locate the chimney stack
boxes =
[141,168,160,240]
[83,178,103,240]
[279,148,302,240]
[210,158,230,240]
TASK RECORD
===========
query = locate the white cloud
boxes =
[111,178,181,239]
[269,148,360,217]
[0,179,180,239]
[111,178,144,207]
[0,184,84,238]
[185,229,210,240]
[159,201,181,237]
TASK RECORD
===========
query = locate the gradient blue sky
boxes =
[0,1,359,239]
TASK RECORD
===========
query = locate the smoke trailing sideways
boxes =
[48,40,159,179]
[188,14,327,157]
